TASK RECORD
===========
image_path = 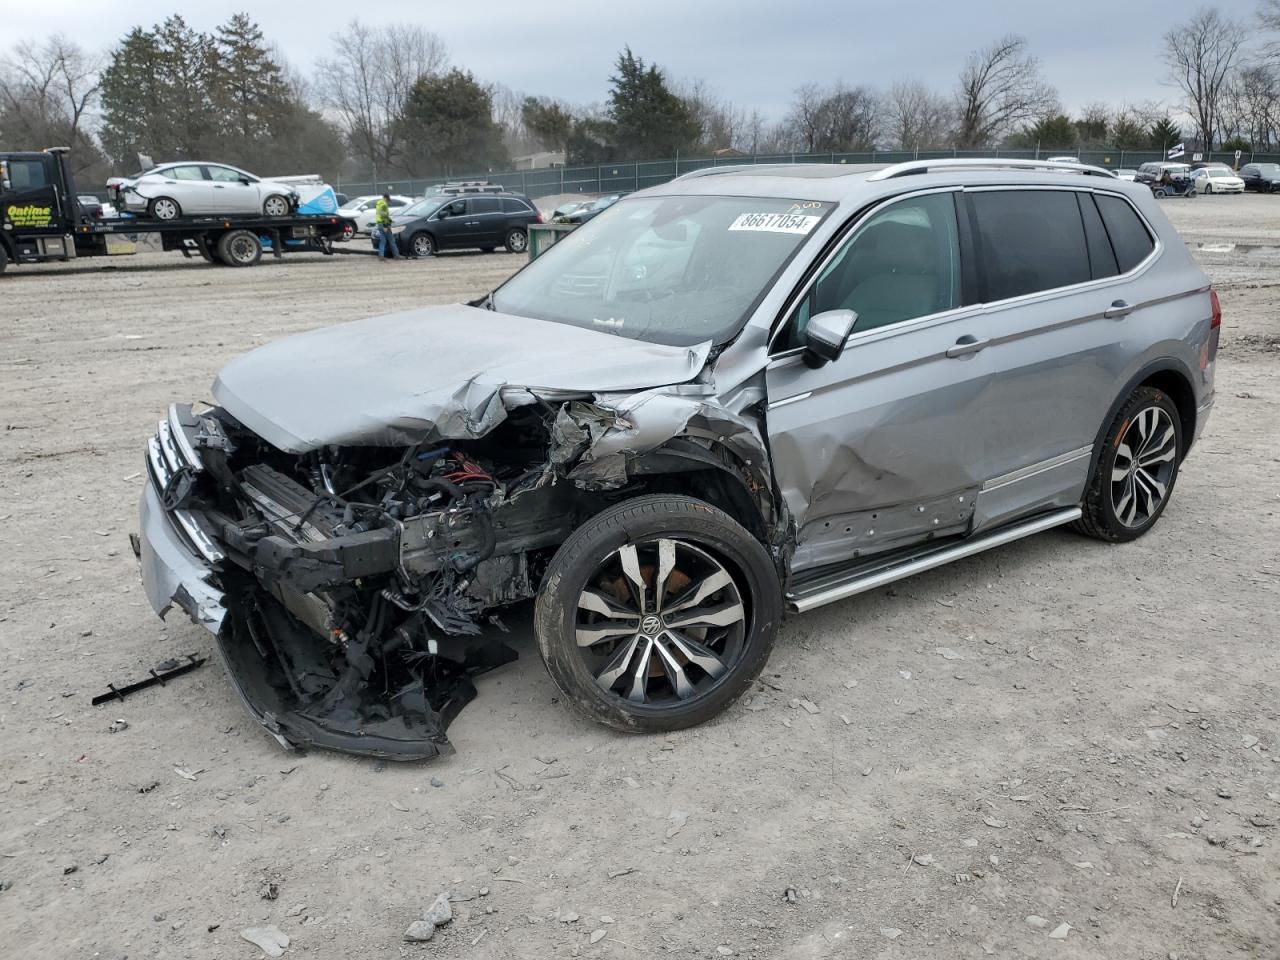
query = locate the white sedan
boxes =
[1192,167,1245,194]
[336,195,416,234]
[107,162,299,221]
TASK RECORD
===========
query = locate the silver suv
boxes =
[136,159,1219,760]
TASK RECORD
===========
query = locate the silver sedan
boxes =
[108,162,298,221]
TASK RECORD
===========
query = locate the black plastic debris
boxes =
[91,653,207,706]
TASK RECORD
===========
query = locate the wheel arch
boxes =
[1087,359,1199,481]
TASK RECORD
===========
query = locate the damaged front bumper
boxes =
[135,404,511,761]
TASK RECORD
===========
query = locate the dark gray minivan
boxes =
[387,191,542,257]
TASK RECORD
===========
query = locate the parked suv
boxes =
[385,191,541,256]
[1239,162,1280,192]
[136,159,1218,760]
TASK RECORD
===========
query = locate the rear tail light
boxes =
[1202,287,1222,371]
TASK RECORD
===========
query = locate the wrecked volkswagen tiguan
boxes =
[137,159,1219,759]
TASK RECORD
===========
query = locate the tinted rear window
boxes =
[1095,194,1155,272]
[501,197,532,214]
[1078,193,1119,280]
[971,190,1090,301]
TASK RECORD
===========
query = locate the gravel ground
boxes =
[1,197,1277,960]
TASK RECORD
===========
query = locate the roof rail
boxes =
[674,163,805,181]
[867,158,1118,181]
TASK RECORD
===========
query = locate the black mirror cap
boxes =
[803,309,858,367]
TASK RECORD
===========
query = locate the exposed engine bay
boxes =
[139,388,778,760]
[160,402,606,758]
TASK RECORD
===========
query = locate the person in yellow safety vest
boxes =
[374,192,402,260]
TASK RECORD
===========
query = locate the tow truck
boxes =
[0,147,351,273]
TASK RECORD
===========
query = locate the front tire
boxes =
[504,227,528,253]
[535,495,781,734]
[149,196,181,221]
[263,195,290,217]
[1075,386,1182,543]
[409,232,434,258]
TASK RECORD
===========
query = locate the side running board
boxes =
[787,507,1082,613]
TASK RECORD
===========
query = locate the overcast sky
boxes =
[6,0,1220,119]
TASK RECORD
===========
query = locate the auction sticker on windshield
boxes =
[728,212,821,234]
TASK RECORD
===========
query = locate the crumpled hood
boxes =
[213,303,711,452]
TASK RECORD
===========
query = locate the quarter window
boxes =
[782,191,961,348]
[970,190,1090,301]
[1094,194,1155,272]
[502,197,533,214]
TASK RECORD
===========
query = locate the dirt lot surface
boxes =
[2,197,1277,960]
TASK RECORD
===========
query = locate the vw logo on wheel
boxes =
[640,615,662,636]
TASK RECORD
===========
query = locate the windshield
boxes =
[492,195,833,347]
[399,197,445,218]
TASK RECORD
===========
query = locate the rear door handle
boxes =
[945,335,991,358]
[1103,300,1133,320]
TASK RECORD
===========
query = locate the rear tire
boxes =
[149,196,181,221]
[0,242,9,273]
[1075,386,1182,543]
[535,495,781,734]
[216,229,263,267]
[504,227,528,253]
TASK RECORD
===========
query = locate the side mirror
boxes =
[239,178,251,186]
[803,309,858,367]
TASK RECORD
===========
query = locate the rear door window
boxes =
[164,165,206,181]
[970,190,1090,301]
[1094,194,1155,272]
[468,197,501,215]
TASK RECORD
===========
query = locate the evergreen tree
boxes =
[398,69,508,176]
[1148,116,1182,151]
[100,27,166,167]
[521,96,573,153]
[214,14,286,148]
[607,48,699,158]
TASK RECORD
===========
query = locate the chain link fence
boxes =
[336,148,1280,201]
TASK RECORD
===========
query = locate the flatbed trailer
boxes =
[1,148,353,273]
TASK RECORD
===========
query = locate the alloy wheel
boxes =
[1110,406,1177,528]
[412,234,433,257]
[575,539,747,706]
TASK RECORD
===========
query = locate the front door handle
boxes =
[945,335,991,359]
[1103,300,1133,320]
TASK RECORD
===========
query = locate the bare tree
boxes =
[0,35,102,166]
[314,20,447,178]
[678,79,749,151]
[1163,8,1246,148]
[786,82,881,153]
[886,80,953,150]
[1224,62,1279,148]
[954,35,1057,148]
